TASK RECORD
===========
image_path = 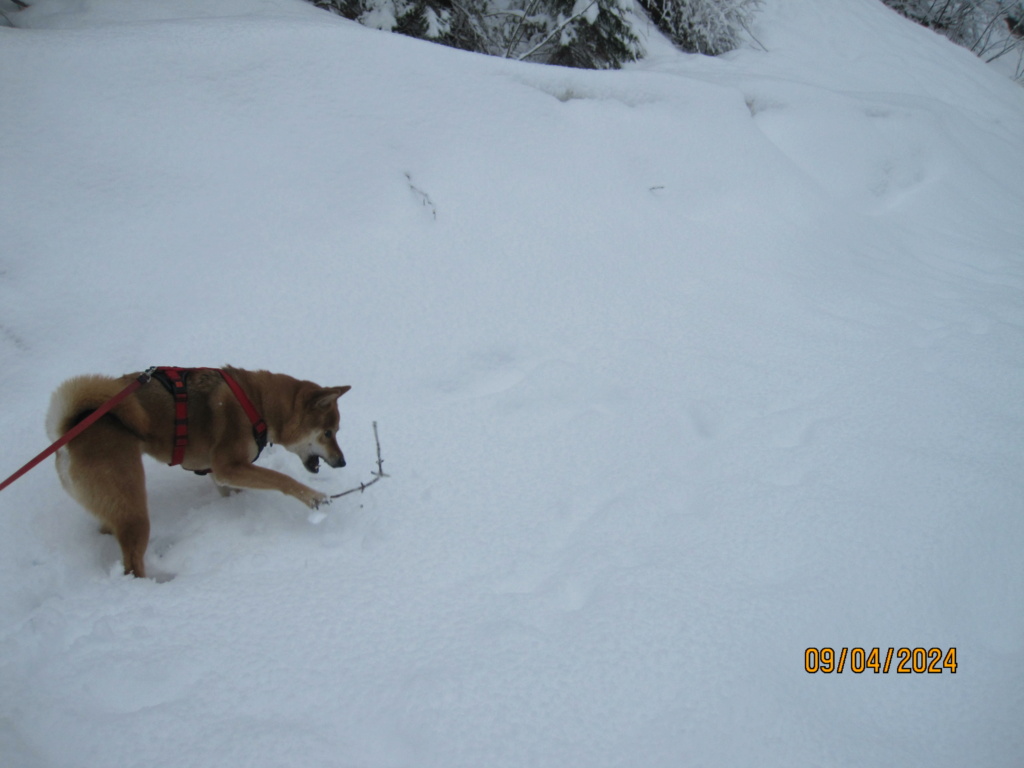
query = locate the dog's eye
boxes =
[324,430,333,439]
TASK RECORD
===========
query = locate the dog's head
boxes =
[282,385,351,473]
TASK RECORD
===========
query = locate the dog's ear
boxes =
[310,386,351,409]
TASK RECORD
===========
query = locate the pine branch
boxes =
[515,0,600,61]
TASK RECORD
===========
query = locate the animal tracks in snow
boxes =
[451,347,538,401]
[436,347,599,421]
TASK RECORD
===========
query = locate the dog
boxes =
[46,366,350,578]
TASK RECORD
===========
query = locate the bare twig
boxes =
[739,16,768,53]
[504,0,545,58]
[330,421,389,499]
[405,172,437,220]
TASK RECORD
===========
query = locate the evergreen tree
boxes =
[313,0,643,68]
[309,0,764,68]
[637,0,760,56]
[511,0,643,67]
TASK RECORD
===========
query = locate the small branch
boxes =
[504,0,546,58]
[740,17,768,53]
[329,421,389,499]
[405,172,437,220]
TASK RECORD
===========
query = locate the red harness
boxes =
[150,367,268,469]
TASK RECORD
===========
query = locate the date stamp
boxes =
[805,647,957,674]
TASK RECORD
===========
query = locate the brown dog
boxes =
[46,367,350,577]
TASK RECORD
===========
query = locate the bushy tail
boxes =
[46,374,150,442]
[45,374,152,577]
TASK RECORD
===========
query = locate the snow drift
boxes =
[1,0,1022,765]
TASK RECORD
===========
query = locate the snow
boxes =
[1,0,1022,765]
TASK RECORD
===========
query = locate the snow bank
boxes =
[1,0,1022,765]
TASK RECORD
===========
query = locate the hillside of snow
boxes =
[1,0,1023,765]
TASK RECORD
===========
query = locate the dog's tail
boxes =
[46,374,151,442]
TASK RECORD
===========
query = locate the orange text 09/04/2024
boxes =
[804,647,957,674]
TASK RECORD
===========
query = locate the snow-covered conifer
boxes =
[310,0,768,67]
[637,0,760,55]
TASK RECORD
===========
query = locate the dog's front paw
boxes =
[306,491,330,510]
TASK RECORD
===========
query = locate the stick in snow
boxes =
[329,421,389,499]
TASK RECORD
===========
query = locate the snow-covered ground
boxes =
[1,0,1022,765]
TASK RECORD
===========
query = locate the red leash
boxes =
[1,367,268,492]
[0,367,156,493]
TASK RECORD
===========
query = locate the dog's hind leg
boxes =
[61,416,150,578]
